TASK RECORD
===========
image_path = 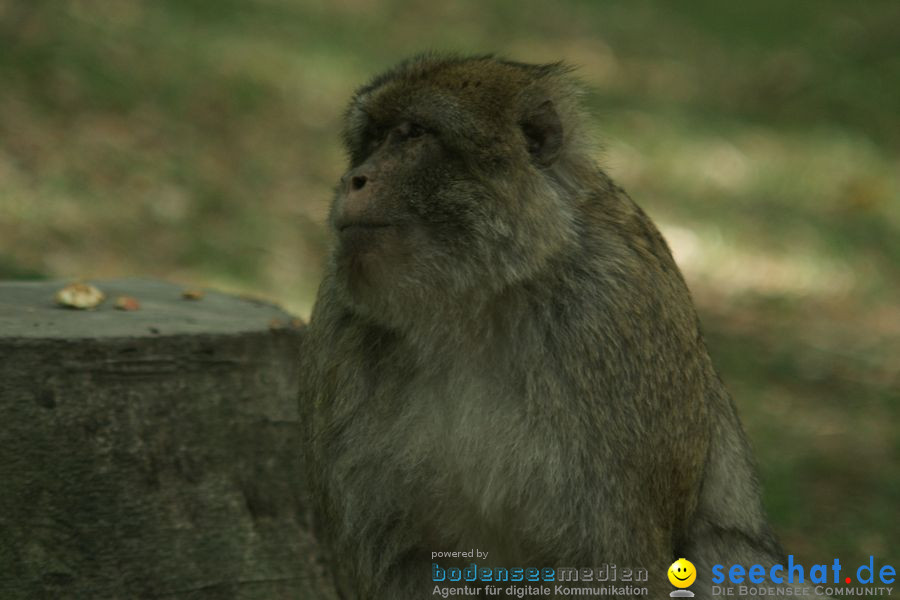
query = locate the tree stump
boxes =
[0,279,338,599]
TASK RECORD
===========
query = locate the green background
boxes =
[1,0,897,569]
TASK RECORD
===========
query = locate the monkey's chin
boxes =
[334,226,405,300]
[337,222,395,246]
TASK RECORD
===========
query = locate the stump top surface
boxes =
[0,278,302,340]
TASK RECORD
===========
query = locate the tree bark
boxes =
[0,279,339,599]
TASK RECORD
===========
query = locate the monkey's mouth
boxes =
[336,222,397,257]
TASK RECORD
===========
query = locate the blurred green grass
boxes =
[1,0,897,567]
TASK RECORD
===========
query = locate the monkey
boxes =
[299,54,797,600]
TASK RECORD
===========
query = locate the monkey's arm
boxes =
[679,386,833,600]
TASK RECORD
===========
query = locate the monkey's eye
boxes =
[361,128,386,153]
[393,122,426,141]
[407,123,425,138]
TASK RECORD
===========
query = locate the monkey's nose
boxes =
[350,175,367,191]
[337,169,377,227]
[341,168,370,193]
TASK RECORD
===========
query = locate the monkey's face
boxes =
[329,56,581,317]
[330,116,458,301]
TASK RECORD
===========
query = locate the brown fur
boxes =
[300,54,786,599]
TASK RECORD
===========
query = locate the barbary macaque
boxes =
[300,54,788,599]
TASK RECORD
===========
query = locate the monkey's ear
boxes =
[520,100,563,167]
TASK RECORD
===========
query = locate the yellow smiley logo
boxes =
[668,558,697,588]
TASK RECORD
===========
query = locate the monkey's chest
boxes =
[338,373,576,531]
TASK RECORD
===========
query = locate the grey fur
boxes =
[300,55,799,600]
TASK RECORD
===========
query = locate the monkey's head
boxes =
[329,55,596,324]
